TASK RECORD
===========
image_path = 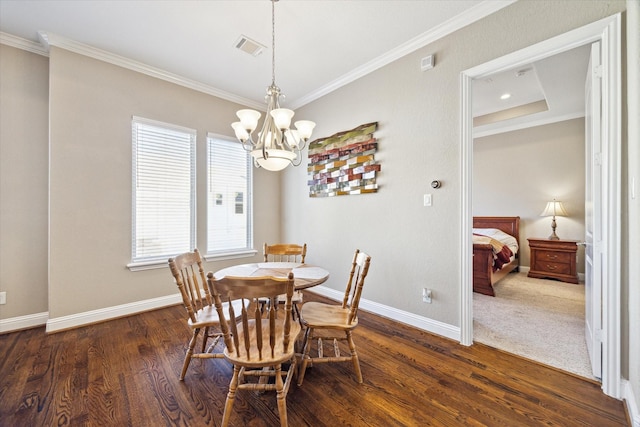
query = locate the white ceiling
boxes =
[0,0,589,134]
[473,44,591,137]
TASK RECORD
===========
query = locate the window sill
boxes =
[126,259,170,272]
[204,249,258,262]
[127,249,258,272]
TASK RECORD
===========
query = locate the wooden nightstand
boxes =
[527,238,579,284]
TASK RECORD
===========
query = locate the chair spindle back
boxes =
[264,243,307,263]
[169,249,211,323]
[341,249,371,325]
[207,273,296,362]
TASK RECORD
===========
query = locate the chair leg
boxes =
[297,327,313,386]
[180,327,201,380]
[292,302,303,327]
[221,365,240,427]
[201,326,210,353]
[346,330,363,383]
[274,364,288,427]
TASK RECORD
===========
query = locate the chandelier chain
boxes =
[271,0,276,86]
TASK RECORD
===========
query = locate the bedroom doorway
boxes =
[459,14,622,398]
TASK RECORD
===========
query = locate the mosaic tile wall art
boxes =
[307,122,380,197]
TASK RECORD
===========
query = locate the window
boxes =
[130,117,196,266]
[207,135,253,255]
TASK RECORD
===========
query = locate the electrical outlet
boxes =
[422,288,432,303]
[0,291,6,305]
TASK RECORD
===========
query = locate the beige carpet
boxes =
[473,272,596,380]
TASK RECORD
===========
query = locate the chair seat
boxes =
[188,300,244,328]
[224,319,301,366]
[300,302,358,329]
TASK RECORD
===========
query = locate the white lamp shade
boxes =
[251,148,296,171]
[294,120,316,139]
[270,108,294,130]
[231,122,249,141]
[236,109,261,132]
[540,200,568,217]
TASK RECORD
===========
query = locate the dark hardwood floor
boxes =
[0,292,628,426]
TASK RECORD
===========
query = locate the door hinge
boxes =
[594,240,604,253]
[594,64,603,78]
[595,328,603,342]
[594,152,603,166]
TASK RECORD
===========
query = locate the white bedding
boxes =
[473,227,519,256]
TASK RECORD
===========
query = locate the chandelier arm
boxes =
[241,137,256,152]
[291,147,302,167]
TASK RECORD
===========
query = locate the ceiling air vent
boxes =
[235,35,266,57]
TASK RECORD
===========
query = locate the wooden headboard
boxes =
[473,216,521,255]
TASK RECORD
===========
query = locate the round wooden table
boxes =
[213,262,329,290]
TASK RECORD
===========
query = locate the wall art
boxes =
[307,122,380,197]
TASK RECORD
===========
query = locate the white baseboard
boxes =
[622,380,640,427]
[307,285,460,341]
[0,311,49,333]
[46,293,182,333]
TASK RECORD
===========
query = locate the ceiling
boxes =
[473,44,591,137]
[0,0,589,135]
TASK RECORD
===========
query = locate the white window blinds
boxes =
[131,117,196,263]
[207,135,253,254]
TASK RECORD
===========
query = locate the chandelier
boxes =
[231,0,316,171]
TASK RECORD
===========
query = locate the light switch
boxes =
[423,194,432,207]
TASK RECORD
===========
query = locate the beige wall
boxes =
[473,119,587,273]
[285,0,625,326]
[45,47,281,319]
[0,44,49,319]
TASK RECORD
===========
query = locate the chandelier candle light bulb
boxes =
[231,0,315,171]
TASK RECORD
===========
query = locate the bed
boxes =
[473,216,520,296]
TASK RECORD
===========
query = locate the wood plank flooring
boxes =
[0,292,628,426]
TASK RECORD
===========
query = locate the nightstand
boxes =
[527,238,579,284]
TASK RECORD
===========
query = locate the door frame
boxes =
[459,14,621,398]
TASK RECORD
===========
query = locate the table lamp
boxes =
[540,199,568,240]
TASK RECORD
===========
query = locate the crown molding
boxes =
[290,0,517,109]
[0,31,49,56]
[37,31,265,111]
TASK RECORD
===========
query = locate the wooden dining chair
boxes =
[262,243,307,321]
[206,272,301,427]
[169,249,237,380]
[263,243,307,263]
[297,249,371,386]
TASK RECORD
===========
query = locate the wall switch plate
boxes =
[0,291,6,305]
[422,288,432,303]
[423,194,432,207]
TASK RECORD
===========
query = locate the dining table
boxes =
[212,262,330,290]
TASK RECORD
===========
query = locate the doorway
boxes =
[459,14,622,398]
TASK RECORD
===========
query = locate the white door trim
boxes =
[459,13,621,398]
